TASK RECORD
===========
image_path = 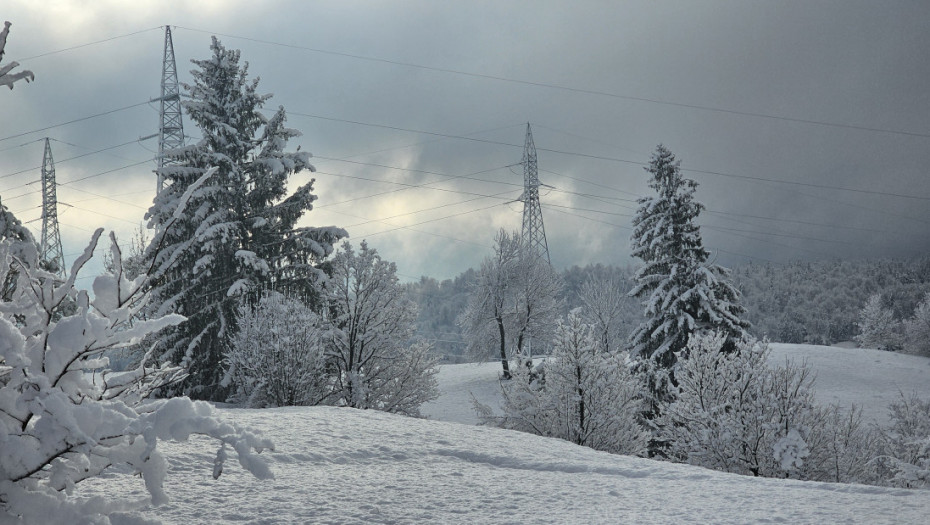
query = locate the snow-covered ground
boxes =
[75,344,930,524]
[422,343,930,426]
[769,343,930,425]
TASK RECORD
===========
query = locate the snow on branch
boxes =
[0,230,274,523]
[0,22,34,90]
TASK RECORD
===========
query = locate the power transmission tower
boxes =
[40,138,65,278]
[156,25,185,193]
[520,123,550,263]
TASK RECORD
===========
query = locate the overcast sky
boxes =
[2,1,929,282]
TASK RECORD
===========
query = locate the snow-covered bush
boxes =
[903,294,930,356]
[478,310,648,456]
[856,293,902,351]
[878,393,930,488]
[324,241,438,416]
[0,231,274,523]
[662,333,876,481]
[224,291,328,407]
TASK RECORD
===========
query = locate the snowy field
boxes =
[73,344,930,524]
[422,343,930,426]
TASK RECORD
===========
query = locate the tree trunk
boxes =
[496,314,511,379]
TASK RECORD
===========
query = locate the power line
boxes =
[14,26,163,62]
[173,25,930,140]
[0,100,151,143]
[0,137,151,182]
[363,202,510,239]
[293,112,930,202]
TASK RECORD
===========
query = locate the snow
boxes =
[76,405,928,525]
[768,343,930,425]
[67,343,930,524]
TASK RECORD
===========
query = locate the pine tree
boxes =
[145,37,346,399]
[629,145,749,372]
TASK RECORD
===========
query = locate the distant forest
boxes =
[405,257,930,362]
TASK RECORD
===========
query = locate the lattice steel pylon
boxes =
[40,138,66,278]
[156,25,185,193]
[519,123,550,263]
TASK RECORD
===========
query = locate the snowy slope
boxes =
[73,343,930,524]
[769,343,930,424]
[79,406,929,525]
[423,344,930,426]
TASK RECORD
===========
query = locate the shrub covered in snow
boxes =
[478,310,649,456]
[224,291,329,407]
[0,231,274,523]
[661,333,878,482]
[878,393,930,488]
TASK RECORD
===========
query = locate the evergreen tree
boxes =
[628,145,749,377]
[145,37,346,399]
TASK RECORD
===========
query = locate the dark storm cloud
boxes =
[1,0,928,280]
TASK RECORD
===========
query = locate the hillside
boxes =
[74,344,930,524]
[422,343,930,426]
[78,406,928,525]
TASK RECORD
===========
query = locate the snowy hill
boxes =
[75,343,930,524]
[81,406,929,524]
[422,343,930,426]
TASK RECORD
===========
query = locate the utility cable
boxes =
[173,25,930,140]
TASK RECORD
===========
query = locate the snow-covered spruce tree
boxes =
[323,241,438,416]
[145,37,346,399]
[0,22,34,90]
[855,293,901,351]
[223,291,328,407]
[0,231,273,523]
[661,333,877,482]
[477,310,648,456]
[459,230,561,379]
[904,293,930,355]
[628,145,749,398]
